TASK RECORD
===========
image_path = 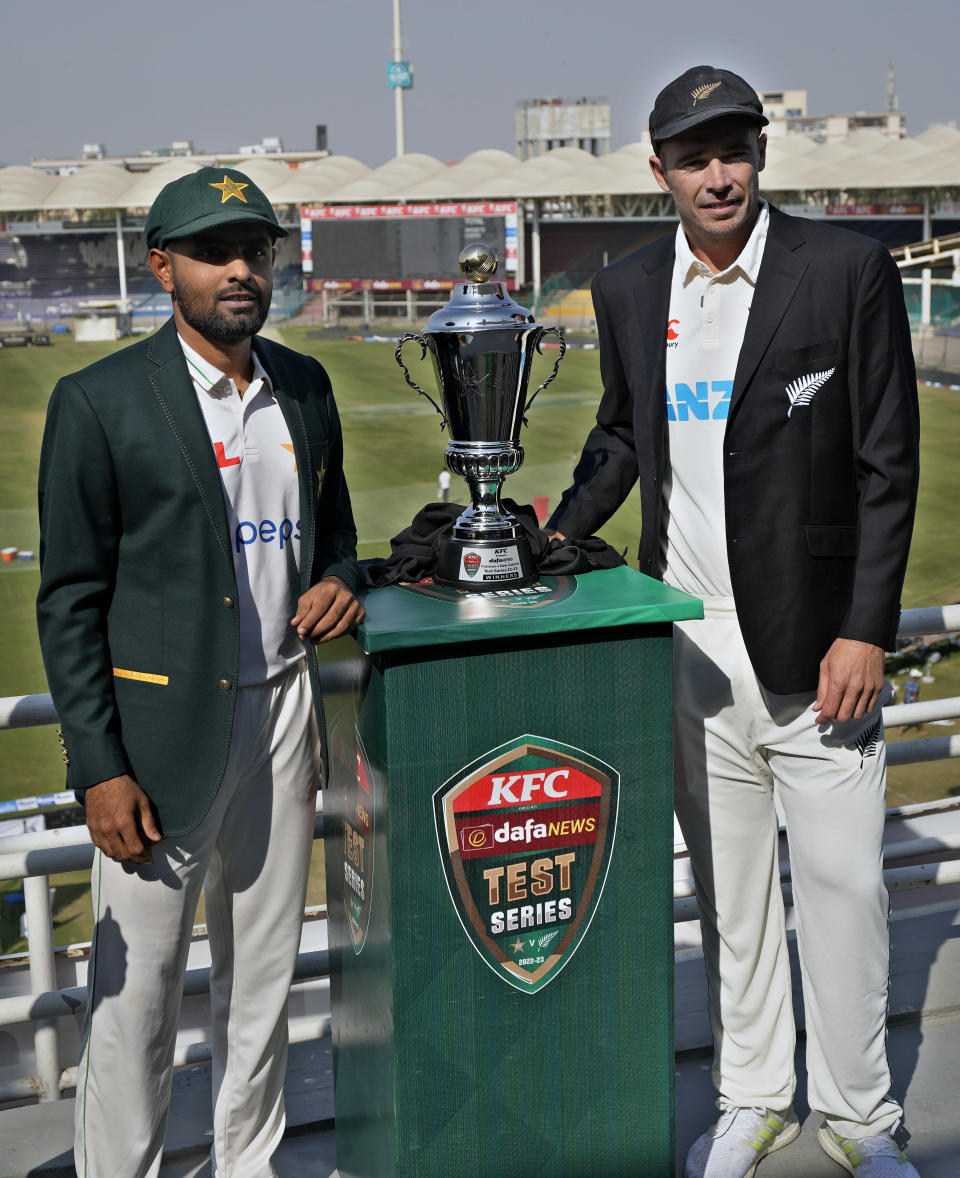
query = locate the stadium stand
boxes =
[3,126,960,333]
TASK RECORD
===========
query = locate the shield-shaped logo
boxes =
[434,734,619,993]
[463,551,481,577]
[343,730,375,954]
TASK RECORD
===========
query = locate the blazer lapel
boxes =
[255,341,317,590]
[634,236,674,434]
[730,209,808,417]
[146,319,234,571]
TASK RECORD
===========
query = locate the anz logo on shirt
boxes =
[666,380,733,422]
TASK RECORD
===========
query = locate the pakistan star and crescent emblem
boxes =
[209,174,249,204]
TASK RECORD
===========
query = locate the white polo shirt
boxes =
[661,202,769,598]
[179,336,305,685]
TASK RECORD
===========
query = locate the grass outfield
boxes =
[0,332,957,948]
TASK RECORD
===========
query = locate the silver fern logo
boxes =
[691,81,722,105]
[785,367,836,417]
[856,718,883,768]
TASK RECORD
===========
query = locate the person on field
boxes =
[898,667,925,734]
[37,167,362,1178]
[549,66,920,1178]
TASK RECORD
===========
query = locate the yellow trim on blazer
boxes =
[112,667,169,686]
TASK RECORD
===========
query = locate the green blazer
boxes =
[36,317,359,837]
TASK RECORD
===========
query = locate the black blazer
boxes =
[550,206,919,693]
[36,318,359,836]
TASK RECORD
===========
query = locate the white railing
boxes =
[672,824,960,922]
[0,603,957,1104]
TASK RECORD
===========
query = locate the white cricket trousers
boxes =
[75,659,321,1178]
[672,599,902,1138]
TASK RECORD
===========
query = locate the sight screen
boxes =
[301,203,518,287]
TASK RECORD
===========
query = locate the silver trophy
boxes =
[395,244,566,590]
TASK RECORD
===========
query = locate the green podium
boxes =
[318,566,701,1178]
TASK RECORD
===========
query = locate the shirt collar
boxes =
[177,334,273,398]
[675,199,769,287]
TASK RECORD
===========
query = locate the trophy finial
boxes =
[458,243,499,281]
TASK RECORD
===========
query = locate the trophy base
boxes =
[434,534,538,591]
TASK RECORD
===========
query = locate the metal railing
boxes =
[892,232,960,265]
[0,603,958,1105]
[672,818,960,922]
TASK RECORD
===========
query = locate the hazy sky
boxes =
[1,0,955,167]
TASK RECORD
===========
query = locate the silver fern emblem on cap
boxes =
[691,81,722,105]
[785,367,836,418]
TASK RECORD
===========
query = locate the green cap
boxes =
[144,166,288,249]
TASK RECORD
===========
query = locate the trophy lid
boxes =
[422,243,537,333]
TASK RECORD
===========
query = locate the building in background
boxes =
[764,104,907,141]
[32,138,326,175]
[515,97,610,159]
[237,136,285,156]
[759,65,907,141]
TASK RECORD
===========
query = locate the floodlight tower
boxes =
[387,0,413,157]
[885,60,899,113]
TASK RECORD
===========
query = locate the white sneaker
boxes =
[818,1123,920,1176]
[685,1103,800,1177]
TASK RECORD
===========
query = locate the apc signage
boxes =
[433,735,619,993]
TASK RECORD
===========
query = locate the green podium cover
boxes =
[319,567,701,1178]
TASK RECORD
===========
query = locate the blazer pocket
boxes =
[804,524,857,558]
[774,339,842,373]
[113,667,169,686]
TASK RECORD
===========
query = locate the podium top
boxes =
[355,566,702,654]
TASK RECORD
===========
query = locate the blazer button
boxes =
[218,679,232,691]
[222,596,235,608]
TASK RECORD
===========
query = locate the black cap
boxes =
[649,66,768,150]
[145,166,288,250]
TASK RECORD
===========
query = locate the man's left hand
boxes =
[813,638,885,724]
[291,576,365,644]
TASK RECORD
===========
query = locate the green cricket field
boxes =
[0,329,956,949]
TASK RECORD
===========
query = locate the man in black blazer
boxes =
[37,169,362,1177]
[550,68,920,1177]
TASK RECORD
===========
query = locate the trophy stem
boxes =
[452,473,516,539]
[445,442,524,539]
[433,441,536,589]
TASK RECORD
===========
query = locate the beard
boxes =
[172,274,271,343]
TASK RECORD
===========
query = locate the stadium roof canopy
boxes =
[2,125,960,213]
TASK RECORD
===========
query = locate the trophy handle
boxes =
[395,333,447,429]
[522,327,567,423]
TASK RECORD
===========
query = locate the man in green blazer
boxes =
[36,168,362,1178]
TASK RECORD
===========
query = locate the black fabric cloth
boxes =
[360,498,625,588]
